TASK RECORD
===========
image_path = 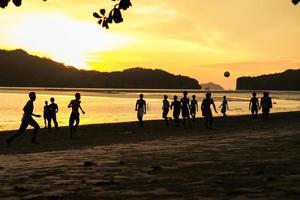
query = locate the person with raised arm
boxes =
[68,93,85,138]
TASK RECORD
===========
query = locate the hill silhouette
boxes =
[236,69,300,90]
[0,49,201,89]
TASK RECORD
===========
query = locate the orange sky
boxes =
[0,0,300,89]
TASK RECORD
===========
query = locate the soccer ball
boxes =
[224,71,230,78]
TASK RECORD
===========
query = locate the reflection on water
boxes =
[0,88,299,131]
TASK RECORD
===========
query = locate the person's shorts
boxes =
[251,106,258,113]
[162,109,169,118]
[190,107,196,114]
[137,108,144,118]
[182,108,190,118]
[173,110,180,119]
[19,118,40,133]
[202,109,212,118]
[69,112,80,125]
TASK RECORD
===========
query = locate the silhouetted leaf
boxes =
[119,0,132,10]
[0,0,10,8]
[12,0,22,7]
[113,8,123,23]
[98,19,103,25]
[93,12,101,18]
[100,8,106,15]
[292,0,300,5]
[102,20,109,29]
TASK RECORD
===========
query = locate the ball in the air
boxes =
[224,71,230,78]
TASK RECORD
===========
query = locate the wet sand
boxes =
[0,112,300,200]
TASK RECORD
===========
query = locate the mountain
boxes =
[201,82,224,90]
[0,49,201,89]
[236,69,300,90]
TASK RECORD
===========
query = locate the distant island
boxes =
[236,69,300,90]
[0,49,201,89]
[201,82,224,90]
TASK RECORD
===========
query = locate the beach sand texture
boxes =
[0,112,300,200]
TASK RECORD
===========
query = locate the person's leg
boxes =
[73,118,80,133]
[209,116,213,129]
[69,115,75,138]
[6,121,28,146]
[204,117,208,128]
[53,115,59,131]
[48,117,52,132]
[44,117,47,128]
[29,119,40,144]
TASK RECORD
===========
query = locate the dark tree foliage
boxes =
[0,0,132,29]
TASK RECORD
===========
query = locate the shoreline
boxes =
[1,111,299,155]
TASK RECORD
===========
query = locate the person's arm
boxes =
[270,98,273,109]
[135,101,138,111]
[196,101,199,111]
[259,99,262,109]
[249,100,252,110]
[32,113,41,117]
[226,102,229,110]
[219,103,222,108]
[212,101,218,113]
[79,104,85,114]
[56,105,59,113]
[170,102,173,110]
[68,101,72,108]
[144,102,147,114]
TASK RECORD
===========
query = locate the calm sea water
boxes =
[0,88,299,131]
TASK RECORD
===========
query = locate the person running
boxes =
[135,94,146,127]
[180,91,192,129]
[260,92,273,121]
[6,92,41,146]
[48,97,59,132]
[190,95,198,121]
[68,93,85,138]
[43,101,50,128]
[162,95,170,125]
[219,96,229,118]
[171,95,181,127]
[249,91,259,120]
[201,92,218,129]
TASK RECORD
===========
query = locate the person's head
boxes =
[75,93,81,100]
[223,96,227,100]
[139,94,144,99]
[192,95,196,99]
[183,91,188,97]
[164,95,168,100]
[174,95,178,100]
[29,92,36,101]
[206,92,211,99]
[45,101,48,105]
[263,92,269,97]
[252,91,257,97]
[50,97,55,103]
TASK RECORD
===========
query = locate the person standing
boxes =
[190,95,198,121]
[162,95,170,125]
[43,101,50,128]
[201,92,218,129]
[219,96,229,118]
[249,92,259,120]
[68,93,85,138]
[171,95,181,127]
[6,92,41,146]
[260,92,273,120]
[180,91,192,129]
[135,94,146,127]
[48,97,59,132]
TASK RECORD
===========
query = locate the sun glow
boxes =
[9,13,135,69]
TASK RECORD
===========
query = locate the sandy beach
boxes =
[0,112,300,200]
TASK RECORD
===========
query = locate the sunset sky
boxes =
[0,0,300,89]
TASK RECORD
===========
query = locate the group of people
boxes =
[6,92,85,146]
[6,90,273,147]
[135,91,273,129]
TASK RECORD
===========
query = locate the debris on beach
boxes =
[14,186,29,193]
[84,161,95,167]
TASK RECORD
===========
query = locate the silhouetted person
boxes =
[260,92,273,121]
[249,91,259,120]
[68,93,85,138]
[43,101,50,128]
[162,95,170,125]
[201,92,217,129]
[171,95,181,127]
[219,96,229,118]
[135,94,146,127]
[180,91,192,129]
[190,95,198,121]
[48,97,59,132]
[6,92,40,146]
